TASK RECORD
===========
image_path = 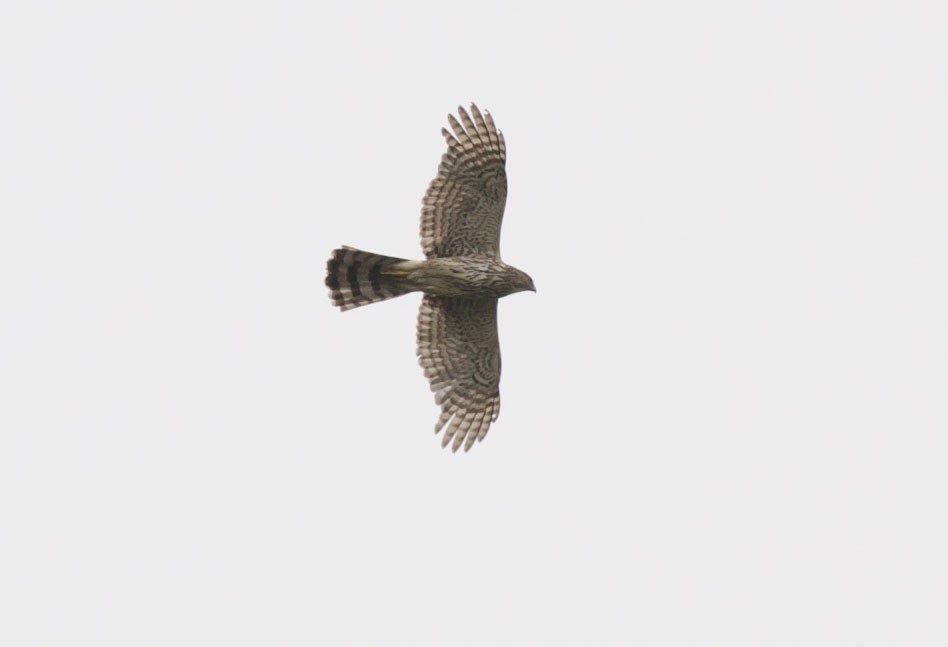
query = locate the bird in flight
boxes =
[326,104,534,452]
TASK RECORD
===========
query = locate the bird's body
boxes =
[327,251,532,304]
[326,104,533,452]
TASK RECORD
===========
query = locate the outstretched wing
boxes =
[417,295,501,452]
[421,104,507,259]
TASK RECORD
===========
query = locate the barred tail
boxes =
[325,246,414,311]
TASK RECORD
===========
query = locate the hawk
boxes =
[325,104,534,452]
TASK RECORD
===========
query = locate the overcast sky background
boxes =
[2,1,947,645]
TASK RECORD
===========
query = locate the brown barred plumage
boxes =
[421,104,507,258]
[417,296,502,452]
[325,104,534,452]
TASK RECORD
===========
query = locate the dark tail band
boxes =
[325,246,413,311]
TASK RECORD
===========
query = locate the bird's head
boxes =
[506,266,536,295]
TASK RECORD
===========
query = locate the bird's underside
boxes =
[325,104,533,452]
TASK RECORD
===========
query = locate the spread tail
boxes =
[325,246,414,311]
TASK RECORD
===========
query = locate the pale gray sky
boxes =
[2,1,947,645]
